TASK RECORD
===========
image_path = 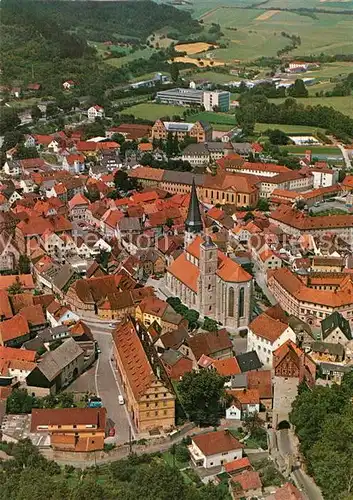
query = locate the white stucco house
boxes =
[247,306,297,368]
[88,105,104,121]
[226,389,260,420]
[188,430,243,469]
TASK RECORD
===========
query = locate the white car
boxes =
[118,395,125,405]
[109,323,115,328]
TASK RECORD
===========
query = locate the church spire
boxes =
[184,178,203,248]
[185,177,203,234]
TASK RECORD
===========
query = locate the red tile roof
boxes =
[211,357,241,377]
[249,310,289,343]
[31,407,106,431]
[247,370,272,399]
[232,470,262,491]
[192,430,243,456]
[227,388,260,405]
[0,314,30,343]
[275,482,304,500]
[0,346,36,362]
[224,457,251,473]
[0,275,35,291]
[112,319,155,400]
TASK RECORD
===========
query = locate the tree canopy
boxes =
[178,369,226,426]
[290,372,353,500]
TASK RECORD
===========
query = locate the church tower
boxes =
[184,178,203,248]
[198,235,218,319]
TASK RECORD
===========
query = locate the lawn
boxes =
[255,123,325,134]
[190,111,236,125]
[281,145,342,155]
[162,451,189,470]
[122,102,184,120]
[104,48,154,68]
[269,96,353,118]
[195,8,353,62]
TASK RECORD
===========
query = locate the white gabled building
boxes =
[88,105,104,121]
[188,430,244,469]
[247,306,296,368]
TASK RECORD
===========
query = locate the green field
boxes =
[122,102,184,120]
[269,95,353,117]
[281,145,342,155]
[192,7,353,62]
[255,123,325,134]
[189,111,236,125]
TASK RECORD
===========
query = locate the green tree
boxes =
[203,316,218,332]
[257,198,269,211]
[243,211,255,222]
[31,105,42,122]
[7,276,23,295]
[170,63,179,83]
[114,169,138,192]
[178,369,226,426]
[288,79,308,98]
[0,108,20,134]
[18,254,31,274]
[267,129,290,145]
[6,389,35,414]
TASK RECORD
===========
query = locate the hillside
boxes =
[0,0,201,91]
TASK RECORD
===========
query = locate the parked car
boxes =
[118,395,124,405]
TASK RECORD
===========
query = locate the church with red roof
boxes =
[165,179,252,329]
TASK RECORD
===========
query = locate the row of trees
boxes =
[236,94,353,140]
[290,373,353,500]
[6,389,77,414]
[166,297,219,332]
[1,439,229,500]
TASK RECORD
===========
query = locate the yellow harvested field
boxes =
[255,10,280,21]
[172,56,225,67]
[175,42,215,55]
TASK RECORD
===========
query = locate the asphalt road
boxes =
[310,200,348,214]
[277,429,323,500]
[84,319,137,445]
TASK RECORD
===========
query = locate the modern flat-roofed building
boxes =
[203,90,230,112]
[155,88,230,112]
[156,87,203,106]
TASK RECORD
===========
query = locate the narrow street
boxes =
[83,319,137,445]
[277,429,323,500]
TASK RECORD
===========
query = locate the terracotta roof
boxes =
[0,274,35,291]
[31,407,106,432]
[138,296,168,317]
[128,166,165,182]
[0,346,36,362]
[224,457,251,473]
[274,482,304,500]
[247,370,272,399]
[0,314,30,343]
[228,388,260,405]
[211,357,241,376]
[167,253,199,292]
[112,319,155,400]
[242,162,289,174]
[192,430,243,456]
[69,320,93,339]
[0,290,13,319]
[231,470,262,491]
[186,329,232,360]
[138,142,153,152]
[68,193,89,209]
[19,304,46,327]
[249,311,289,343]
[270,205,353,230]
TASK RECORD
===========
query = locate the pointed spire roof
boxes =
[185,178,203,234]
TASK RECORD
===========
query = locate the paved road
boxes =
[84,319,137,445]
[277,429,323,500]
[310,199,348,214]
[254,264,276,306]
[338,144,352,169]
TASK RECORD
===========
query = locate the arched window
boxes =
[228,287,234,317]
[238,287,245,318]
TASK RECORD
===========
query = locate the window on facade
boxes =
[238,287,245,318]
[155,411,158,416]
[228,287,235,317]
